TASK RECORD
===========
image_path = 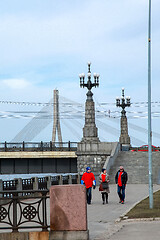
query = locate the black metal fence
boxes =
[0,141,77,152]
[0,190,49,232]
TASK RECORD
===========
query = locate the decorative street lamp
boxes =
[116,88,131,150]
[78,62,100,143]
[116,88,131,116]
[79,62,99,101]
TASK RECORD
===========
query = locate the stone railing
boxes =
[0,174,80,197]
[103,142,120,174]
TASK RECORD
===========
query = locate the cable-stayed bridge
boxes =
[0,93,160,183]
[0,95,158,146]
[0,96,160,146]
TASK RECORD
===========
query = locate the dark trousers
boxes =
[101,192,108,203]
[117,185,126,201]
[86,187,92,204]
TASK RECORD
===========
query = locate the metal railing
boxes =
[0,190,49,232]
[130,146,160,152]
[0,141,77,152]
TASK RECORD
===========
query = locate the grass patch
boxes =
[126,190,160,219]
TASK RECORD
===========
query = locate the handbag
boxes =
[102,181,108,189]
[99,183,103,191]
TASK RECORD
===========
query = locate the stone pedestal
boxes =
[82,100,99,142]
[50,185,87,231]
[77,142,114,177]
[50,231,89,240]
[119,116,130,150]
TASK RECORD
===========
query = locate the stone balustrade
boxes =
[0,174,80,195]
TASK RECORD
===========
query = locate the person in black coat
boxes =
[115,166,128,204]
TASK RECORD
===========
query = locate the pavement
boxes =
[87,184,160,240]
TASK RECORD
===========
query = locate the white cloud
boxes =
[2,79,31,89]
[0,0,158,64]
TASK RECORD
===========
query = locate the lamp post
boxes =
[79,62,99,101]
[148,0,153,209]
[79,62,100,142]
[116,88,131,150]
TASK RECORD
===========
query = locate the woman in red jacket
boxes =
[99,168,110,204]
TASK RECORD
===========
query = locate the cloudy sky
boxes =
[0,0,159,146]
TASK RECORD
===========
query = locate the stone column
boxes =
[77,94,102,176]
[77,63,110,178]
[119,115,130,150]
[82,99,99,142]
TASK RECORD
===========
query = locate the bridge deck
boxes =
[0,151,76,158]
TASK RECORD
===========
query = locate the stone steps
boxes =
[109,151,160,184]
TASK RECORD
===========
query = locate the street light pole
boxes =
[116,88,131,150]
[148,0,153,209]
[78,62,100,143]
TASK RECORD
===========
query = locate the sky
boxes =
[0,0,160,146]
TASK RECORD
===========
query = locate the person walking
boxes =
[81,167,96,204]
[115,166,128,204]
[99,168,110,204]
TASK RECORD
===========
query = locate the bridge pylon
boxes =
[52,89,62,145]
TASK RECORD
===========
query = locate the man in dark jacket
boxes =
[115,166,128,204]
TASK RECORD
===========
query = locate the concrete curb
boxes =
[115,197,146,223]
[92,223,124,240]
[121,217,160,222]
[115,188,160,223]
[105,218,160,240]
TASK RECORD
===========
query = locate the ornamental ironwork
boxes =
[0,206,7,221]
[79,62,100,101]
[22,205,37,220]
[0,190,49,232]
[116,88,131,116]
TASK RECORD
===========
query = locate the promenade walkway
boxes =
[88,184,160,240]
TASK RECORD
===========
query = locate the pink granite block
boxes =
[50,184,87,231]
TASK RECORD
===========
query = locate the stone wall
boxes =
[109,151,160,184]
[77,142,118,178]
